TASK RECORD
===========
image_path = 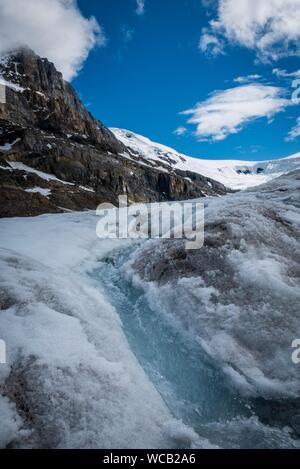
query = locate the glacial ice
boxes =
[0,214,195,448]
[129,171,300,398]
[0,170,299,448]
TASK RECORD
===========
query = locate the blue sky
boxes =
[71,0,300,161]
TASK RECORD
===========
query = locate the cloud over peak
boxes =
[0,0,105,81]
[200,0,300,62]
[179,84,290,142]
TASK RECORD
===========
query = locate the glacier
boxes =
[0,170,299,448]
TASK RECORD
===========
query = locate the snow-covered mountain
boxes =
[0,49,227,217]
[111,129,300,190]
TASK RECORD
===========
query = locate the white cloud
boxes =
[180,84,290,142]
[173,126,187,136]
[234,74,262,84]
[0,0,105,81]
[273,68,300,79]
[286,117,300,141]
[200,0,300,62]
[136,0,145,16]
[199,30,224,56]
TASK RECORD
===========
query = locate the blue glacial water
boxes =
[91,244,300,449]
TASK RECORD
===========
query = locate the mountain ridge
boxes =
[0,48,227,217]
[111,128,300,190]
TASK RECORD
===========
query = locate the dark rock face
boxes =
[0,48,122,152]
[0,48,228,217]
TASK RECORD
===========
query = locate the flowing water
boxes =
[91,244,300,449]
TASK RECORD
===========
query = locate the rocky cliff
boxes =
[0,48,228,217]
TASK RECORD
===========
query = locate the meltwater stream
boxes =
[91,244,300,449]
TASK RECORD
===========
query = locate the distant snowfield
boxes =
[111,129,300,190]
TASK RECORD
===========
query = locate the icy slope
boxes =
[0,214,206,449]
[0,172,299,448]
[92,246,300,449]
[111,129,300,190]
[129,170,300,399]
